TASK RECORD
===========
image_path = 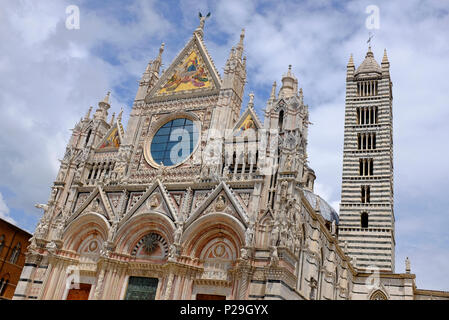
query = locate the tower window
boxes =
[85,129,92,147]
[278,110,284,131]
[357,81,378,97]
[361,212,369,228]
[357,133,376,150]
[356,107,378,125]
[359,158,373,176]
[361,186,370,203]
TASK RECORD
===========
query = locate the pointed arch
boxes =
[278,109,285,131]
[370,289,388,300]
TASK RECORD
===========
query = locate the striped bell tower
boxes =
[338,46,395,272]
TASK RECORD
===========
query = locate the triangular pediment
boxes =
[232,107,262,138]
[185,182,249,228]
[120,180,176,226]
[96,124,121,151]
[106,192,124,217]
[68,187,112,224]
[145,33,221,102]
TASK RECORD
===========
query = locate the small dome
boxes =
[355,47,381,77]
[303,189,339,224]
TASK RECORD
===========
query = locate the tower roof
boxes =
[279,65,298,98]
[355,47,381,77]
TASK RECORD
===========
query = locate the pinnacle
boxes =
[103,91,111,104]
[382,48,389,64]
[270,81,277,99]
[347,54,354,67]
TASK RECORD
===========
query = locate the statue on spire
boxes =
[198,12,211,30]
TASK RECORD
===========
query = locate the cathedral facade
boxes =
[13,19,449,300]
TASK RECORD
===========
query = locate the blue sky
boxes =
[0,0,448,291]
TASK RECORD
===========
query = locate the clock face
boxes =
[149,118,199,167]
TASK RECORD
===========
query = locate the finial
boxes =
[109,112,115,126]
[84,106,93,120]
[299,88,303,103]
[239,28,245,47]
[248,92,255,108]
[270,81,277,99]
[382,48,389,64]
[236,28,245,60]
[103,91,111,104]
[159,43,165,56]
[117,108,123,122]
[196,12,211,37]
[367,32,374,47]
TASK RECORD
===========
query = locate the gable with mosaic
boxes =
[158,49,212,94]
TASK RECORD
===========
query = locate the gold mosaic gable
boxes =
[235,114,256,135]
[99,127,120,149]
[156,48,214,96]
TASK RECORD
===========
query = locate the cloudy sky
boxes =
[0,0,448,291]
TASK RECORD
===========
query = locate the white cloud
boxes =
[1,0,448,291]
[0,0,171,226]
[0,192,17,226]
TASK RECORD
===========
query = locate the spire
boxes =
[102,91,111,106]
[117,108,123,123]
[346,54,355,79]
[382,48,389,64]
[381,48,390,77]
[84,106,93,121]
[270,81,277,100]
[94,91,111,121]
[236,28,245,60]
[355,46,381,77]
[152,42,164,74]
[109,112,115,126]
[347,54,354,68]
[299,88,304,105]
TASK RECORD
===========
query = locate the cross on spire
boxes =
[367,32,374,48]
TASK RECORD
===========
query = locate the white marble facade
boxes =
[13,18,449,301]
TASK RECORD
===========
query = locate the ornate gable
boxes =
[97,125,121,151]
[120,180,177,225]
[145,33,221,102]
[68,187,112,224]
[185,182,249,228]
[232,106,262,137]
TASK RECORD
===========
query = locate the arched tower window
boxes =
[361,212,369,229]
[278,110,284,131]
[85,129,92,147]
